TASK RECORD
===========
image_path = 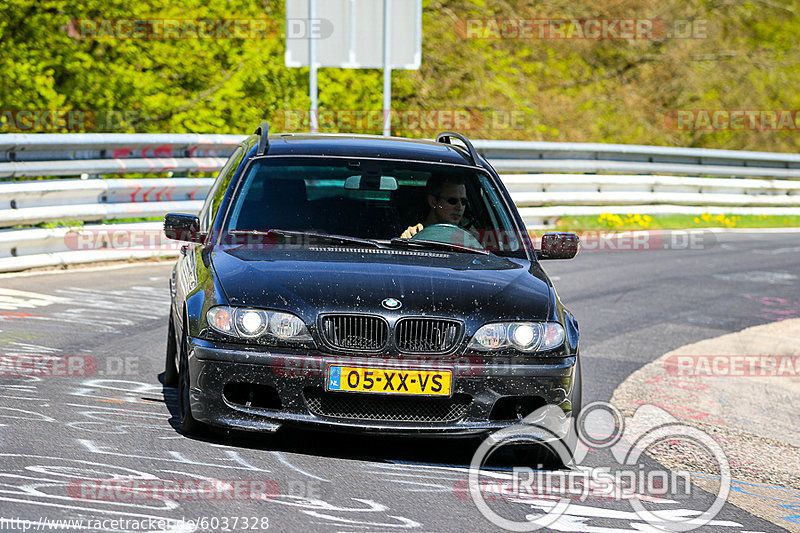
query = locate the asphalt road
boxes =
[0,229,797,532]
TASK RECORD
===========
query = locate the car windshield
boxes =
[223,157,527,257]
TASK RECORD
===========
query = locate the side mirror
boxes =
[164,213,205,243]
[537,232,579,260]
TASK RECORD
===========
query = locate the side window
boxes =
[199,147,244,231]
[475,174,522,253]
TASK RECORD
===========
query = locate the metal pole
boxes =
[382,0,392,136]
[309,0,318,133]
[348,0,356,66]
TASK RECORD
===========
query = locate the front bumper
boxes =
[187,338,578,436]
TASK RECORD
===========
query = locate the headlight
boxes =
[206,306,312,342]
[207,306,234,334]
[472,322,506,349]
[468,322,564,352]
[508,322,542,350]
[235,309,268,338]
[541,322,565,350]
[269,312,308,339]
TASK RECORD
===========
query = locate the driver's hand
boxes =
[400,224,424,239]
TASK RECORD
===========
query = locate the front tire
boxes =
[561,357,583,464]
[177,331,205,436]
[513,358,582,469]
[164,312,178,387]
[510,443,562,468]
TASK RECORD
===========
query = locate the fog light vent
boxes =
[223,382,281,410]
[489,396,547,421]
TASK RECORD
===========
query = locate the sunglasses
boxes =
[437,195,468,206]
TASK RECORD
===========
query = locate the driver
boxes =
[400,175,467,238]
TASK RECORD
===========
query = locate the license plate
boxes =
[326,365,452,396]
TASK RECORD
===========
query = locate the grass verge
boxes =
[553,213,800,231]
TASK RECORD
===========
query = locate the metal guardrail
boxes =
[473,139,800,167]
[0,178,207,226]
[1,133,799,272]
[0,133,240,178]
[502,173,800,226]
[0,133,242,160]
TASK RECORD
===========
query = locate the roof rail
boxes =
[436,131,479,166]
[255,121,269,155]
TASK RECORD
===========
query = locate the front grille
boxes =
[395,318,461,353]
[304,389,472,423]
[320,314,388,352]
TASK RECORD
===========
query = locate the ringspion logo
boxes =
[467,402,730,531]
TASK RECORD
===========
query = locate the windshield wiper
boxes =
[389,237,490,255]
[227,229,385,249]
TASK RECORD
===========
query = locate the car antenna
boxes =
[255,121,270,155]
[436,131,479,166]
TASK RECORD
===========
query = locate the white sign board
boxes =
[285,0,422,69]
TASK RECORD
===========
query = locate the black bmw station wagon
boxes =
[164,123,581,445]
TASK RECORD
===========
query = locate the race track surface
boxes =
[0,229,797,532]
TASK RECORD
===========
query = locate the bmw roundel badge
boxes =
[381,297,402,310]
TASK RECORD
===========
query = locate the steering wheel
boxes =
[411,224,484,249]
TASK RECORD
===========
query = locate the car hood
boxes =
[210,246,552,322]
